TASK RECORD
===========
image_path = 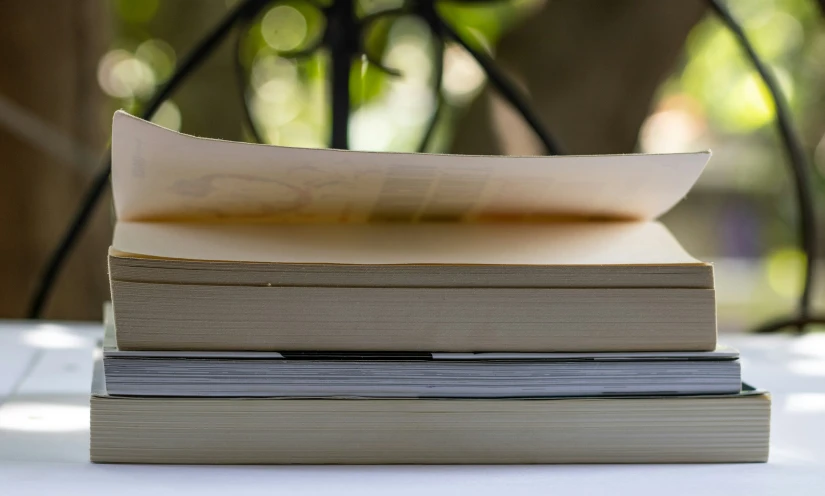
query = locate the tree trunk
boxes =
[0,1,109,320]
[451,0,707,156]
[0,1,247,320]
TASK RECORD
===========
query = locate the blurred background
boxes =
[0,0,823,332]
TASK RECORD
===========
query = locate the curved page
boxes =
[111,111,710,223]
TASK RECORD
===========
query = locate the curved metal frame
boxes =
[708,0,823,333]
[27,0,822,336]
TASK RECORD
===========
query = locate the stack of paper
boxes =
[90,112,770,464]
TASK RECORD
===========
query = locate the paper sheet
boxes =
[111,112,710,223]
[112,221,701,265]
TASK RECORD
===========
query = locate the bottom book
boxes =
[90,360,770,464]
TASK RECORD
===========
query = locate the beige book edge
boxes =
[90,359,770,464]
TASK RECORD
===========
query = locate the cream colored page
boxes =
[111,111,710,223]
[113,220,701,265]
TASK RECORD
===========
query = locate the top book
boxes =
[108,112,715,352]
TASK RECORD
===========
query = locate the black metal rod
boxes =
[437,16,564,155]
[330,51,351,149]
[709,0,821,333]
[417,3,445,153]
[26,0,264,319]
[327,0,358,149]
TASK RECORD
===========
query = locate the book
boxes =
[101,307,741,398]
[108,111,715,352]
[90,359,770,464]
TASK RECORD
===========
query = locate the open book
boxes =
[108,111,715,352]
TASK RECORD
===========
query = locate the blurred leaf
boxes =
[350,57,387,107]
[362,11,398,69]
[114,0,160,24]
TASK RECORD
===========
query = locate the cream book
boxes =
[90,358,770,464]
[101,305,741,398]
[108,111,715,352]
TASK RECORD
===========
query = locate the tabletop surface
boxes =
[1,320,824,495]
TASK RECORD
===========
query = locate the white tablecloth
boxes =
[1,321,824,495]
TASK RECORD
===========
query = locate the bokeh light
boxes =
[151,100,182,131]
[442,43,485,104]
[135,39,176,82]
[250,55,305,139]
[261,5,308,52]
[639,95,706,154]
[765,247,805,300]
[97,49,156,99]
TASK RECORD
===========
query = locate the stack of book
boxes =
[91,112,770,464]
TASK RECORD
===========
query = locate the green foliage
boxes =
[104,0,534,147]
[350,58,388,107]
[113,0,160,24]
[670,0,820,134]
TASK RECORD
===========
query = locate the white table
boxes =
[1,321,824,495]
